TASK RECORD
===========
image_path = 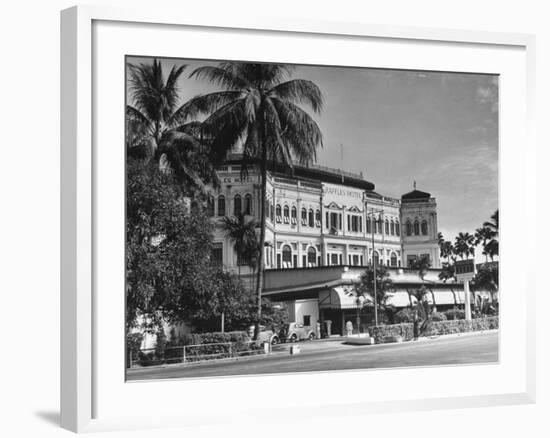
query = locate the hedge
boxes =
[368,316,499,344]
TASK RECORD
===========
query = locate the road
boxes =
[127,331,498,381]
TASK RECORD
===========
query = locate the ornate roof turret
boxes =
[401,181,431,202]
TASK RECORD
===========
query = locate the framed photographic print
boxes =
[61,5,536,433]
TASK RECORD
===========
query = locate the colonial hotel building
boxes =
[210,155,467,335]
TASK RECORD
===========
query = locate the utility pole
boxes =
[367,207,384,327]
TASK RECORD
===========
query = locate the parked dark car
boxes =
[279,322,316,342]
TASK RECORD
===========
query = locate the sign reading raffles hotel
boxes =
[210,156,441,280]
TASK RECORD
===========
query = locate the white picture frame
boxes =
[60,5,536,433]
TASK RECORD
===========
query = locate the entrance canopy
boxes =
[319,286,372,310]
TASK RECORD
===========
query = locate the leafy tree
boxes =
[126,158,246,332]
[184,62,323,338]
[454,232,475,259]
[439,262,456,282]
[356,265,395,325]
[471,262,499,301]
[126,59,219,194]
[410,254,431,281]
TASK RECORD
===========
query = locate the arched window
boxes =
[390,252,398,267]
[291,206,297,224]
[244,194,252,215]
[315,210,321,227]
[395,220,400,236]
[269,203,274,221]
[217,195,225,217]
[377,218,382,234]
[414,220,420,236]
[233,195,241,216]
[390,220,395,235]
[372,251,380,266]
[366,216,372,234]
[265,199,270,219]
[308,209,314,227]
[283,205,290,223]
[301,208,307,225]
[406,220,412,236]
[385,219,390,235]
[282,245,292,268]
[307,247,317,266]
[421,220,428,235]
[275,204,282,222]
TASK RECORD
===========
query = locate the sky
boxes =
[127,56,498,250]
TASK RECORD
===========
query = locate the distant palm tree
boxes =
[454,232,475,260]
[482,210,499,260]
[184,62,323,338]
[126,59,218,193]
[221,213,259,277]
[474,226,497,262]
[483,210,499,236]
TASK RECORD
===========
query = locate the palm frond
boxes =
[167,91,244,128]
[269,79,323,114]
[190,65,251,90]
[270,98,323,165]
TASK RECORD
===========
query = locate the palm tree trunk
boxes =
[253,117,268,341]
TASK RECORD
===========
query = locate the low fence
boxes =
[368,316,499,344]
[130,340,267,368]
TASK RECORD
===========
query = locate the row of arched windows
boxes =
[365,218,401,236]
[405,219,429,236]
[269,203,321,228]
[279,245,319,268]
[212,194,253,217]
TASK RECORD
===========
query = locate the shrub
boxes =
[126,332,143,367]
[369,323,414,344]
[394,308,416,323]
[444,308,465,320]
[368,316,498,343]
[430,312,447,322]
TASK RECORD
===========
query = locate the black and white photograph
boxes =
[125,57,499,381]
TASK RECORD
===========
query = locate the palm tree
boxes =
[221,213,259,277]
[483,210,499,236]
[482,210,499,260]
[410,255,435,308]
[454,232,475,260]
[126,59,219,193]
[184,62,323,338]
[474,226,497,262]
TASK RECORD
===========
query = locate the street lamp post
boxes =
[367,208,384,327]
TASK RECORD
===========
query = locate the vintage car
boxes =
[247,325,280,345]
[279,322,316,342]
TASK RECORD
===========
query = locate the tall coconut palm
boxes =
[454,232,475,260]
[183,62,323,338]
[126,59,219,193]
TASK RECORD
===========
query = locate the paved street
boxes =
[127,331,498,381]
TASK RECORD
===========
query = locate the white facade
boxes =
[210,159,441,278]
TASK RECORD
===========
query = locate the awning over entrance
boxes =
[318,287,465,310]
[319,286,372,310]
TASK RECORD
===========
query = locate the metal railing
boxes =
[129,340,268,368]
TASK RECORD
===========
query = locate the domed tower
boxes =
[399,184,441,268]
